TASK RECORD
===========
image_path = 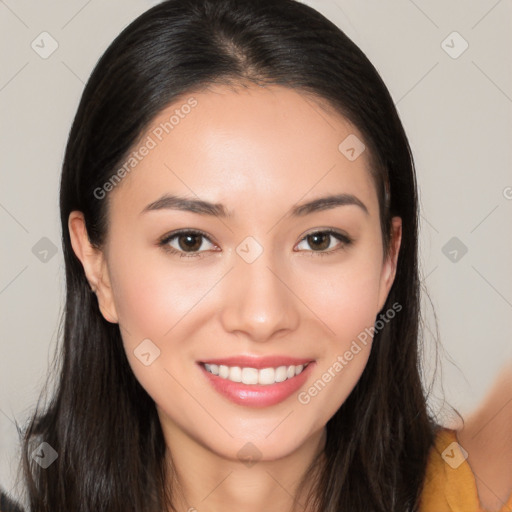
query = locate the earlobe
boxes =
[68,211,119,324]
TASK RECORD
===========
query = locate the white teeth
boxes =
[275,366,288,383]
[203,363,309,385]
[241,367,259,385]
[258,367,275,385]
[229,366,242,383]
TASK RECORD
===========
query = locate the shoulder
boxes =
[456,364,512,512]
[421,364,512,512]
[419,427,483,511]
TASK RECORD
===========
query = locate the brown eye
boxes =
[176,233,203,252]
[296,229,352,256]
[306,232,331,251]
[158,229,216,258]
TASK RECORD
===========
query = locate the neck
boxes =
[161,421,327,512]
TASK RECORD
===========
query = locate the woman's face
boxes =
[71,83,401,462]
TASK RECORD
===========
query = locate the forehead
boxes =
[108,83,378,220]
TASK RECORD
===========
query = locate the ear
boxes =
[68,211,118,324]
[376,216,402,313]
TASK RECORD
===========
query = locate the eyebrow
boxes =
[140,193,369,218]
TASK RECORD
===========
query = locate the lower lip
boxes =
[198,362,315,408]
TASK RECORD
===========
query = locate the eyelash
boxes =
[157,228,353,259]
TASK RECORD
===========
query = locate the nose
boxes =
[219,247,300,343]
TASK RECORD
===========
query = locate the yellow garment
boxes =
[2,428,510,512]
[420,428,512,512]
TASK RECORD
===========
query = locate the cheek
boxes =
[109,244,212,340]
[293,250,383,422]
[299,248,384,334]
[106,247,205,405]
[107,243,222,393]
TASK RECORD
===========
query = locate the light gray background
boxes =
[1,0,511,500]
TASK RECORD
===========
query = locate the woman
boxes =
[4,0,511,511]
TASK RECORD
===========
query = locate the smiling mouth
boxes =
[201,362,311,386]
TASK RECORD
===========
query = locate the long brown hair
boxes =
[16,1,450,510]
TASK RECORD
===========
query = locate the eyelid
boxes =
[158,228,217,258]
[298,227,352,243]
[158,227,353,258]
[295,228,353,253]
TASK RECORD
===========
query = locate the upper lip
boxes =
[199,355,314,369]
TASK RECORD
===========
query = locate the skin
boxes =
[69,83,402,512]
[456,362,512,512]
